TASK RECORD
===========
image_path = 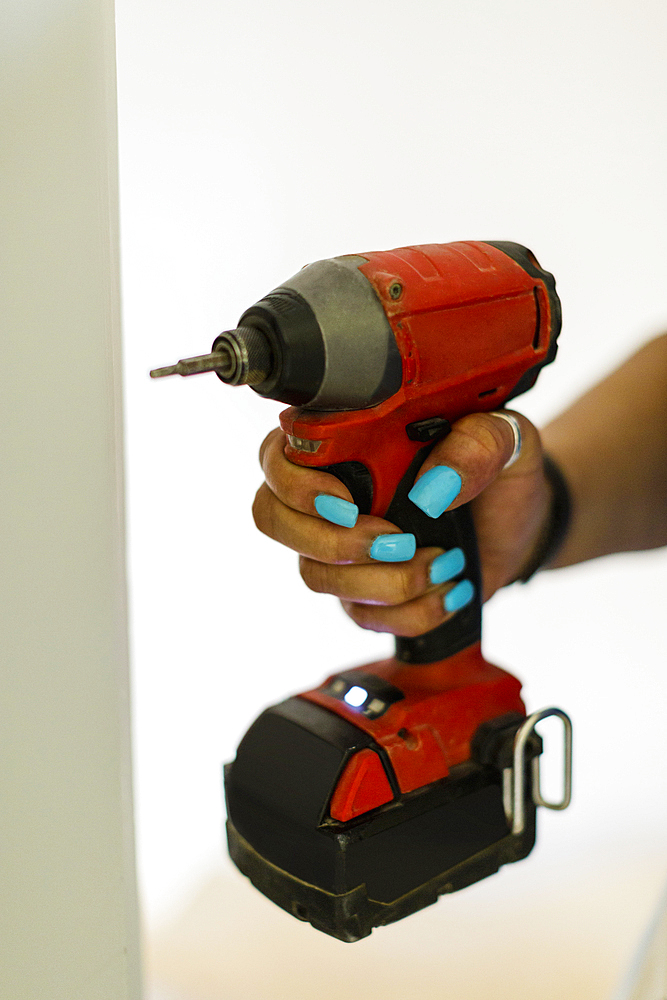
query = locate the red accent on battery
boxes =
[328,749,394,822]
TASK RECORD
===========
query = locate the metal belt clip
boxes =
[502,707,573,835]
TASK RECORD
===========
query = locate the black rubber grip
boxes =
[323,449,482,665]
[385,447,482,663]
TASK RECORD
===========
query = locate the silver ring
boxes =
[489,411,522,468]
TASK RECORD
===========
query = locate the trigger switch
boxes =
[318,461,373,515]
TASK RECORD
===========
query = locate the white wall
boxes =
[116,0,667,994]
[2,1,141,998]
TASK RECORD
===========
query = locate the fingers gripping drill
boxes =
[152,241,572,941]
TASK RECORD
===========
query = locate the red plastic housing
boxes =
[301,642,525,821]
[280,241,553,518]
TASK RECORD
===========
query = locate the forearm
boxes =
[542,333,667,567]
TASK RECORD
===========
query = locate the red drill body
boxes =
[281,241,555,516]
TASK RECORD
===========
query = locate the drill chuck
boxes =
[211,326,274,386]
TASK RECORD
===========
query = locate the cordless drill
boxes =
[152,241,572,942]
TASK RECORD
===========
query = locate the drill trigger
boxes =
[318,461,374,515]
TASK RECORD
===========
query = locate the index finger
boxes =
[259,428,359,525]
[408,410,541,517]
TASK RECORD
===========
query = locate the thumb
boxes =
[407,410,542,517]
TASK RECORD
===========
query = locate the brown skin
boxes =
[252,333,667,637]
[542,333,667,565]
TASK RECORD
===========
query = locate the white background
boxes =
[115,0,667,994]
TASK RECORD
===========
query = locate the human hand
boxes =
[252,412,551,638]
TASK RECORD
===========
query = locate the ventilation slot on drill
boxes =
[532,288,542,350]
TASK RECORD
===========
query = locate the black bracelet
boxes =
[516,454,573,583]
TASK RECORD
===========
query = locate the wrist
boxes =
[515,454,573,582]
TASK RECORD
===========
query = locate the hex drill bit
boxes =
[150,351,232,379]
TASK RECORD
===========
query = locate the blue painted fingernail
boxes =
[314,494,359,528]
[408,466,462,518]
[444,579,475,613]
[370,533,417,562]
[430,547,466,585]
